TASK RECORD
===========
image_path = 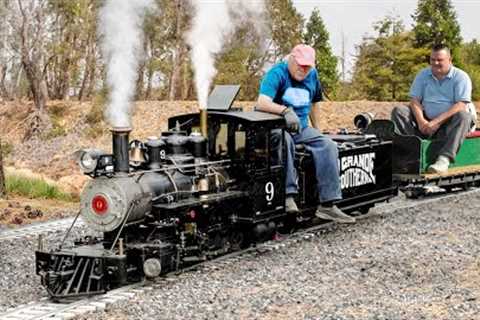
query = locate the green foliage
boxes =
[335,82,357,101]
[460,40,480,100]
[44,120,66,139]
[214,17,270,101]
[351,16,429,101]
[48,103,68,118]
[412,0,462,64]
[461,40,480,65]
[215,45,263,101]
[464,64,480,101]
[303,8,339,97]
[44,103,67,139]
[46,0,98,99]
[266,0,304,60]
[85,90,108,137]
[6,173,74,201]
[0,141,13,158]
[87,90,107,125]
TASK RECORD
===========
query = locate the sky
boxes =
[292,0,480,78]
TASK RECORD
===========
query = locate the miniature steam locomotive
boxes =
[35,86,398,299]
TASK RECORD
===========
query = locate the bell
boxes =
[129,144,146,166]
[197,177,209,193]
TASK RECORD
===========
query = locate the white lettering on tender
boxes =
[339,152,376,189]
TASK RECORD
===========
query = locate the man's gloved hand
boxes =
[281,107,300,133]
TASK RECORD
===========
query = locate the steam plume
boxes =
[99,0,152,128]
[186,1,266,109]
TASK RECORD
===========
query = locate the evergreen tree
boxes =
[351,16,428,101]
[214,0,305,100]
[303,8,339,97]
[214,26,266,100]
[412,0,462,63]
[461,39,480,65]
[265,0,304,61]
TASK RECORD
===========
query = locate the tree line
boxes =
[0,0,479,130]
[349,0,480,102]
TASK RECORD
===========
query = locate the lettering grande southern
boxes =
[339,153,376,188]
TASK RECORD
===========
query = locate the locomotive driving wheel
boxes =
[229,229,247,251]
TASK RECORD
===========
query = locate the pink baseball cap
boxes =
[291,44,316,67]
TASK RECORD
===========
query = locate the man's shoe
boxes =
[427,155,450,174]
[315,205,356,223]
[285,196,299,213]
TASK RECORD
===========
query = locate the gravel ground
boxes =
[76,191,480,320]
[1,191,479,319]
[0,223,96,312]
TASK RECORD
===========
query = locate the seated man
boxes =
[391,44,475,174]
[256,44,355,223]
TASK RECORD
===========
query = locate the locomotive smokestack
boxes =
[111,127,131,173]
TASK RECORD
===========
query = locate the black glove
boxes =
[282,107,300,133]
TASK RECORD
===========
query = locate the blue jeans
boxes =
[272,127,342,203]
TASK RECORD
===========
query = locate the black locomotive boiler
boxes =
[35,86,397,299]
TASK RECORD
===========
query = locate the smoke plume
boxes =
[99,0,153,128]
[186,1,266,109]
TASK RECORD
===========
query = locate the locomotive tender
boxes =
[35,86,397,298]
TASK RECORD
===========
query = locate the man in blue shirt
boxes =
[391,44,475,174]
[257,44,355,223]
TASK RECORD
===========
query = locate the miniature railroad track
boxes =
[0,220,336,320]
[1,188,478,320]
[0,218,85,241]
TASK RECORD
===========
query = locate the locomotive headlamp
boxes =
[75,149,106,173]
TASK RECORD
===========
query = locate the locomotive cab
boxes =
[168,109,288,240]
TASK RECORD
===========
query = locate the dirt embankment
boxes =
[0,100,478,226]
[0,100,406,186]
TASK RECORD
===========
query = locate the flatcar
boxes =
[35,86,397,299]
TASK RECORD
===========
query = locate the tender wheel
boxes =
[404,189,421,199]
[358,206,372,215]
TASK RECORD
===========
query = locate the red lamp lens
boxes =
[92,195,108,215]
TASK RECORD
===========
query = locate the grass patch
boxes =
[5,173,75,201]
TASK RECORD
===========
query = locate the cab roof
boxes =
[168,110,285,129]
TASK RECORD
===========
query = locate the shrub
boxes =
[48,103,68,118]
[5,173,75,201]
[86,89,108,126]
[44,103,68,139]
[464,64,480,101]
[44,119,67,139]
[1,141,13,157]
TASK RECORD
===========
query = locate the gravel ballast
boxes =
[1,191,479,319]
[81,192,480,320]
[0,223,96,312]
